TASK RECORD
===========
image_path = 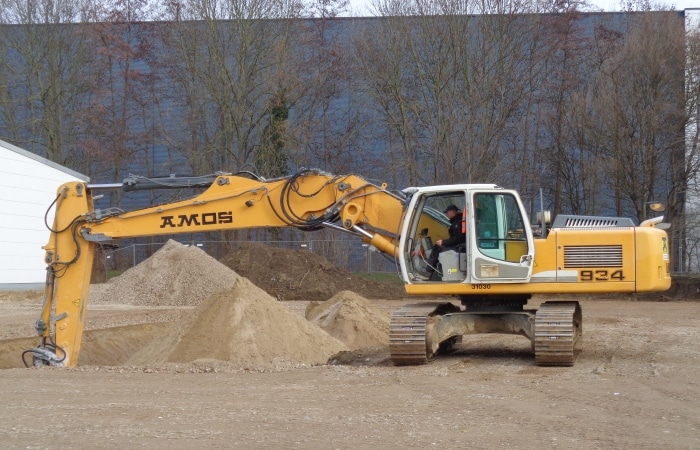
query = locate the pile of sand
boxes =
[305,291,391,351]
[93,240,238,306]
[83,240,397,368]
[127,277,348,367]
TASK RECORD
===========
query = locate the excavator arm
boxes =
[31,169,407,367]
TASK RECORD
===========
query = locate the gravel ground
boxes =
[0,295,698,449]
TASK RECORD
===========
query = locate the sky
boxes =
[344,0,700,16]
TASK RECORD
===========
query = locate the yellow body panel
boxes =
[634,226,672,291]
[406,226,671,296]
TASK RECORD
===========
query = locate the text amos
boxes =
[160,211,233,228]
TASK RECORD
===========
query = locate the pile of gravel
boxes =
[305,291,391,351]
[92,240,239,307]
[127,277,348,368]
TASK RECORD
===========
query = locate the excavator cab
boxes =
[400,185,534,284]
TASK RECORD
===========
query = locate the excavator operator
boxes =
[422,204,467,278]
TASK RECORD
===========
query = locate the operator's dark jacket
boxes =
[442,213,466,248]
[426,213,466,272]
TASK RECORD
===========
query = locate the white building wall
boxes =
[0,140,88,290]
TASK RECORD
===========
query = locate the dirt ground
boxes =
[0,243,699,449]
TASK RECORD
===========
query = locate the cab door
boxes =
[470,191,534,283]
[399,190,468,281]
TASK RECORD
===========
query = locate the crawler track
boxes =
[389,303,440,365]
[390,300,582,366]
[534,301,582,366]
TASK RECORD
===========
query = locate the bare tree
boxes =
[352,0,549,187]
[0,0,94,166]
[455,10,546,186]
[670,13,700,272]
[686,16,700,214]
[351,15,425,185]
[76,0,161,197]
[535,8,602,215]
[589,12,685,219]
[157,0,303,175]
[287,0,361,174]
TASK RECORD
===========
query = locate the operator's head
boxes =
[444,204,459,218]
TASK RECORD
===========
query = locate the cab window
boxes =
[474,193,528,262]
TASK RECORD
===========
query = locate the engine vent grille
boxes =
[552,214,635,229]
[564,245,623,268]
[564,218,620,227]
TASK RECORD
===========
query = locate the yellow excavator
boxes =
[27,168,671,368]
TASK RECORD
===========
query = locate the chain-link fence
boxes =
[102,239,398,276]
[102,228,699,277]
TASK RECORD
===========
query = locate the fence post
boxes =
[364,243,371,274]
